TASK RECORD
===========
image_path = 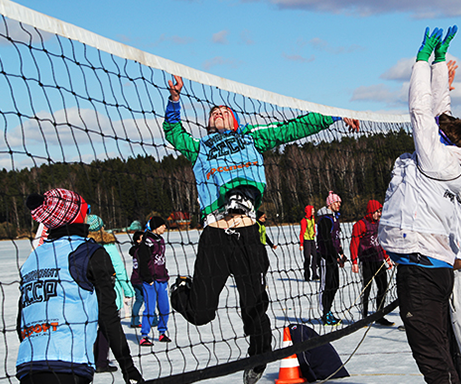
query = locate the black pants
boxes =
[319,254,339,316]
[94,328,110,369]
[397,264,460,384]
[171,224,272,358]
[303,240,318,280]
[21,373,91,384]
[361,260,387,318]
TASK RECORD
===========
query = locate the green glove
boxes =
[434,25,458,63]
[416,27,443,62]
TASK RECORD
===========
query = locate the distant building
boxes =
[166,212,191,230]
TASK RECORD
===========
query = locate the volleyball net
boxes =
[0,1,411,382]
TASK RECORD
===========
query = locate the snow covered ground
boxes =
[0,225,423,383]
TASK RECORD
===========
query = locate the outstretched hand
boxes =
[417,27,443,62]
[448,60,458,91]
[168,75,183,102]
[435,25,458,63]
[343,117,360,133]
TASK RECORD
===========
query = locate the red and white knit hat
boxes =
[326,191,341,207]
[27,188,89,229]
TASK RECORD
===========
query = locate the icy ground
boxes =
[0,226,423,383]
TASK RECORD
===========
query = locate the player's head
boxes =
[256,210,266,222]
[132,230,144,244]
[86,214,104,232]
[326,191,342,213]
[146,216,167,235]
[366,200,382,222]
[26,188,89,229]
[438,113,461,147]
[208,106,239,133]
[305,205,314,218]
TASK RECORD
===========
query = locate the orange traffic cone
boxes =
[275,327,307,384]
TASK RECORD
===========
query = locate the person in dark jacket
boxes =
[317,191,347,326]
[130,231,159,329]
[137,216,171,346]
[16,188,142,384]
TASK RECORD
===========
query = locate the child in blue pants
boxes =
[137,217,171,346]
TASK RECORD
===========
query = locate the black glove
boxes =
[123,365,144,384]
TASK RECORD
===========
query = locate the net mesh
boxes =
[0,4,412,383]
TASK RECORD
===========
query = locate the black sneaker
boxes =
[170,276,192,294]
[375,317,395,326]
[159,333,171,343]
[96,364,118,373]
[243,368,264,384]
[322,311,341,326]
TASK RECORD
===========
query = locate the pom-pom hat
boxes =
[87,214,104,232]
[326,191,341,207]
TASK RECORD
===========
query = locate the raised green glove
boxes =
[416,27,443,62]
[434,25,458,63]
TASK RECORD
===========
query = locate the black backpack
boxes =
[289,324,349,382]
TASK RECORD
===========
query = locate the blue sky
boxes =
[9,0,461,116]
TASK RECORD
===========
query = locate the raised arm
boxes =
[244,113,360,153]
[410,26,458,174]
[431,27,456,116]
[168,75,183,102]
[163,75,200,163]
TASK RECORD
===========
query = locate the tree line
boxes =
[0,129,414,239]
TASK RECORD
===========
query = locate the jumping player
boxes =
[378,26,461,383]
[164,75,359,384]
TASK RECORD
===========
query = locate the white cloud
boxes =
[202,56,242,70]
[266,0,461,18]
[309,37,364,54]
[212,30,229,45]
[282,53,315,63]
[380,58,414,82]
[240,29,255,45]
[0,107,166,154]
[351,82,408,108]
[154,33,195,46]
[352,54,461,109]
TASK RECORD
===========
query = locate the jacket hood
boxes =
[365,200,382,222]
[317,206,331,217]
[304,205,314,219]
[317,205,340,219]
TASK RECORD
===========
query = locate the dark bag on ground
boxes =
[289,323,349,382]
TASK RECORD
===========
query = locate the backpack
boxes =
[289,324,349,382]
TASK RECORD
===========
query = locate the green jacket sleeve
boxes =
[163,99,200,164]
[242,113,338,153]
[104,243,135,300]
